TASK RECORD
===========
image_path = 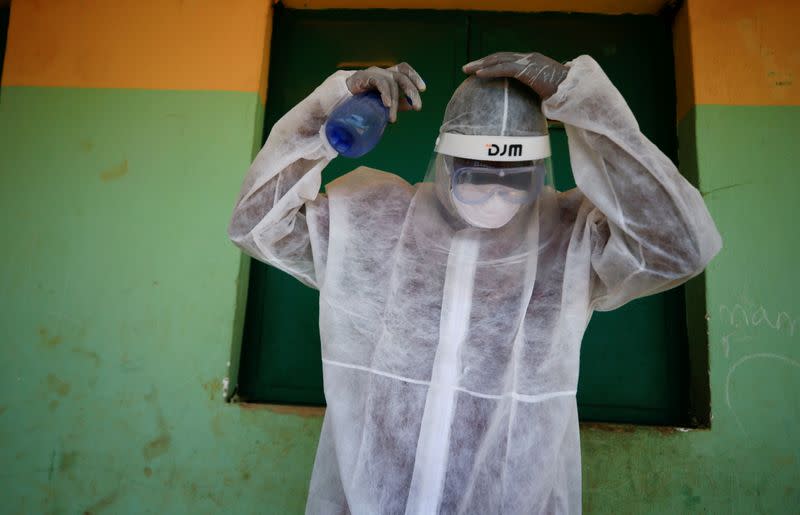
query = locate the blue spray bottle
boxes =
[324,90,390,158]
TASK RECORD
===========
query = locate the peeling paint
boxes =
[46,374,71,397]
[142,390,172,461]
[99,160,129,182]
[83,489,120,515]
[142,434,172,460]
[39,327,63,347]
[142,434,171,461]
[256,403,326,419]
[202,378,222,401]
[579,421,697,435]
[59,451,79,473]
[581,422,636,433]
[71,346,101,365]
[222,376,230,398]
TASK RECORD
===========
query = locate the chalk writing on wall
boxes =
[717,302,800,434]
[718,304,796,357]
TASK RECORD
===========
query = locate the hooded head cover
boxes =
[429,76,553,228]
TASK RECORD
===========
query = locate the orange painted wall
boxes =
[1,0,669,106]
[2,0,272,100]
[8,0,796,111]
[684,0,799,107]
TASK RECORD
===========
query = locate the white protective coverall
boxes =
[228,56,722,514]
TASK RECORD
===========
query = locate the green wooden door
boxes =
[238,8,469,405]
[238,8,691,425]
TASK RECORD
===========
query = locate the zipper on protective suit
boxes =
[405,231,479,515]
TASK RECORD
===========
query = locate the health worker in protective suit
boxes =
[228,52,721,514]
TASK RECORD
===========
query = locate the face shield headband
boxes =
[434,133,552,162]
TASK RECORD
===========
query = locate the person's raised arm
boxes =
[464,52,721,310]
[228,64,424,289]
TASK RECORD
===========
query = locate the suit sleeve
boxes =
[542,56,722,311]
[228,70,355,289]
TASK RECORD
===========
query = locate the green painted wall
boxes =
[0,86,322,514]
[580,105,800,514]
[0,87,798,513]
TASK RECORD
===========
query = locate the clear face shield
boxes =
[423,133,555,229]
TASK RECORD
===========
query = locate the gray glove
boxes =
[345,63,426,123]
[462,52,568,99]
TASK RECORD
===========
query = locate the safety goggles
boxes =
[451,164,546,205]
